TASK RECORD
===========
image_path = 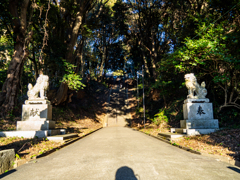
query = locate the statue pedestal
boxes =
[0,74,66,139]
[171,98,219,135]
[17,99,55,131]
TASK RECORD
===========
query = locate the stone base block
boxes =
[0,149,15,175]
[183,102,214,120]
[47,133,78,141]
[184,98,209,103]
[17,120,55,131]
[170,128,187,134]
[171,128,218,135]
[180,119,219,129]
[0,129,65,139]
[158,132,185,140]
[186,129,218,135]
[22,102,52,121]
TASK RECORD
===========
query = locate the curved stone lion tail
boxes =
[28,83,33,90]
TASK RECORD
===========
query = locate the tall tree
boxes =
[0,0,32,116]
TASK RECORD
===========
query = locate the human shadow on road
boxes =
[228,166,240,174]
[115,166,138,180]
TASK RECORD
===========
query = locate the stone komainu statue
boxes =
[27,74,49,100]
[184,73,207,99]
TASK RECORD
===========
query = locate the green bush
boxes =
[60,60,85,91]
[152,110,168,126]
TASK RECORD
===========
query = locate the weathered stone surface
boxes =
[10,76,63,138]
[17,120,55,131]
[22,101,52,121]
[184,73,207,99]
[170,128,218,135]
[186,129,218,135]
[0,149,15,174]
[18,99,55,132]
[172,74,219,136]
[27,74,49,100]
[25,99,50,105]
[0,129,65,138]
[183,102,214,120]
[184,98,209,103]
[47,133,78,141]
[180,119,219,129]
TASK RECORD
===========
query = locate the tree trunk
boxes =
[65,11,83,64]
[141,50,150,75]
[29,44,39,80]
[99,46,106,82]
[0,0,30,116]
[99,24,107,82]
[89,60,93,80]
[151,28,158,80]
[53,1,94,105]
[51,82,69,105]
[74,37,84,74]
[53,8,84,105]
[80,39,85,78]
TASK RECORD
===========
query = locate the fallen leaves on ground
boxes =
[0,137,63,161]
[0,125,102,165]
[172,129,240,161]
[139,127,240,161]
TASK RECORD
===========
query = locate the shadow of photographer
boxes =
[115,166,139,180]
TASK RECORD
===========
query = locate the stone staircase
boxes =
[106,86,128,127]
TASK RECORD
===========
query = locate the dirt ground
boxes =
[0,125,102,163]
[137,127,240,161]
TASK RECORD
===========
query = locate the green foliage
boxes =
[166,21,240,73]
[170,23,239,74]
[60,60,86,91]
[0,33,13,66]
[15,153,21,160]
[112,69,125,76]
[218,108,240,128]
[101,81,108,88]
[161,20,240,112]
[151,110,168,126]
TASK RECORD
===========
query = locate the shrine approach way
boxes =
[1,127,240,180]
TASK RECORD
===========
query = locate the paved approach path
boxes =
[1,127,240,180]
[106,86,128,127]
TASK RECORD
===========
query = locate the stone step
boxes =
[158,132,186,140]
[170,128,187,134]
[170,128,219,135]
[0,129,65,139]
[185,129,218,135]
[107,116,127,127]
[47,133,78,141]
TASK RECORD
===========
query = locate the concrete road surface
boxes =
[1,127,240,180]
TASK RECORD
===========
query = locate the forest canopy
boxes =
[0,0,240,124]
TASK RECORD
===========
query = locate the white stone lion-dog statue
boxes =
[27,74,49,100]
[184,73,207,99]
